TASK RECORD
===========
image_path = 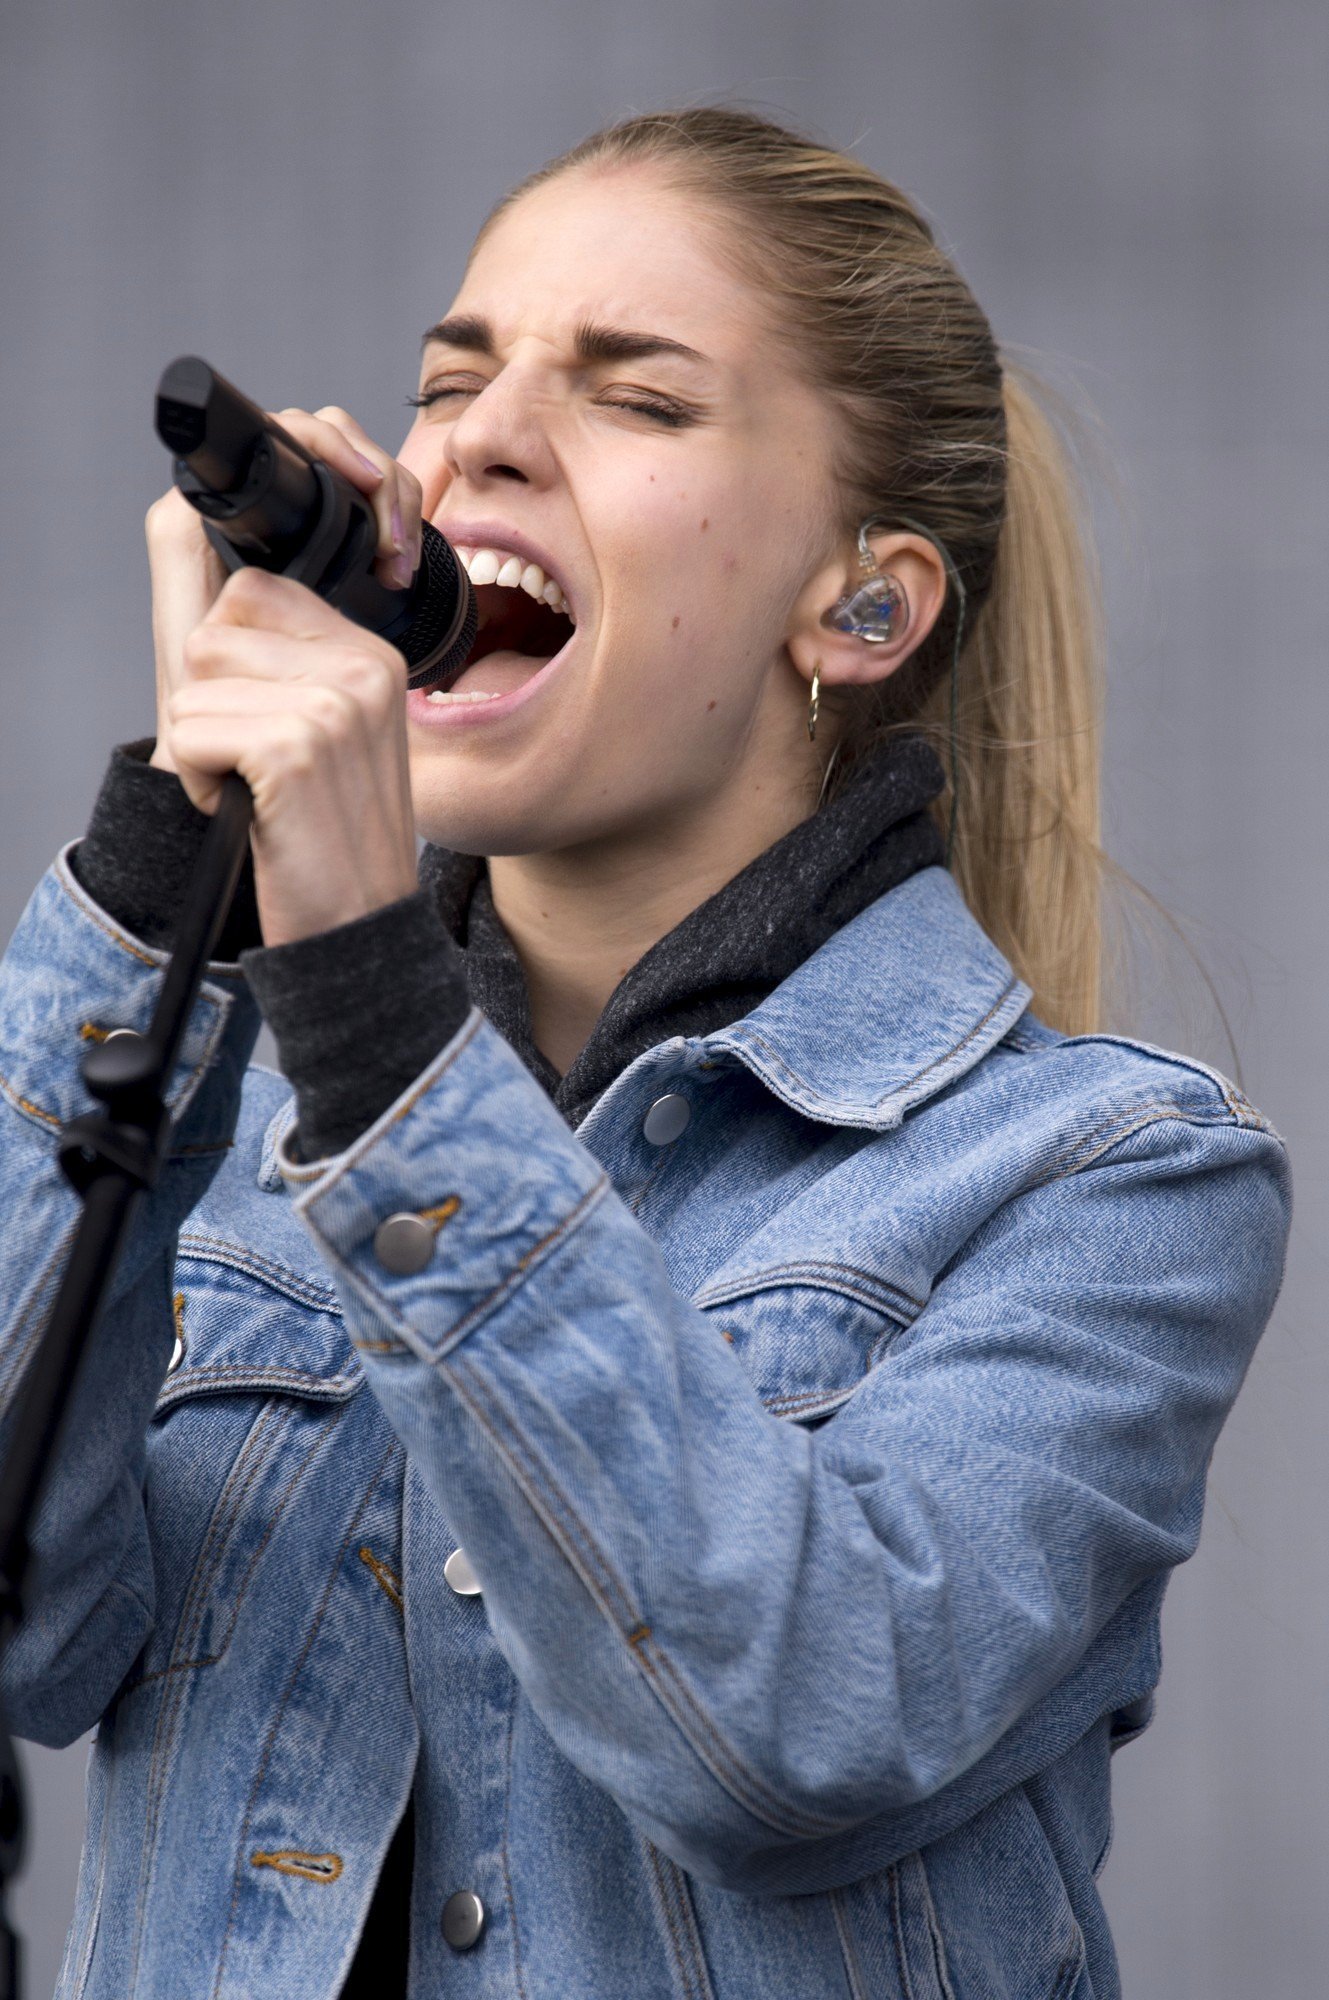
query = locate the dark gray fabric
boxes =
[70,739,263,962]
[419,732,946,1131]
[240,892,471,1157]
[69,733,945,1159]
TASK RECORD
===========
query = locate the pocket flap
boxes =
[157,1232,361,1411]
[692,1263,916,1421]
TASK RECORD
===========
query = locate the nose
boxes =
[440,368,557,496]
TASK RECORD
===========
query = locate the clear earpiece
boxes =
[821,571,908,642]
[820,517,909,643]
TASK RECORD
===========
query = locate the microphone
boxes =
[154,356,477,690]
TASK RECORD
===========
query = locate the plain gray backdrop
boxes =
[3,2,1325,1994]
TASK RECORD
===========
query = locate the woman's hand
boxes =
[145,405,426,948]
[147,402,422,948]
[145,403,423,780]
[163,567,420,948]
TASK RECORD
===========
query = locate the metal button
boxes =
[444,1547,481,1597]
[372,1213,435,1275]
[441,1889,486,1950]
[642,1092,691,1146]
[167,1333,186,1374]
[103,1027,143,1044]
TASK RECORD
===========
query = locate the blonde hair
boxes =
[490,108,1108,1034]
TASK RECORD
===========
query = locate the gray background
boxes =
[3,1,1324,1994]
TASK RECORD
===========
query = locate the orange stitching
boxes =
[79,1021,111,1042]
[215,1437,401,1994]
[358,1545,404,1613]
[58,862,161,965]
[352,1339,404,1354]
[0,1066,60,1127]
[420,1195,462,1230]
[250,1849,343,1883]
[627,1624,652,1647]
[171,1292,186,1346]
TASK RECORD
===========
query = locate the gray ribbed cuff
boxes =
[241,892,472,1161]
[69,738,262,961]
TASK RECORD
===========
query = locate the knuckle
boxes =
[180,625,213,669]
[314,404,352,426]
[276,721,317,776]
[221,565,272,613]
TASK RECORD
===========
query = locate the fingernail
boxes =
[390,502,405,553]
[389,551,414,589]
[355,451,383,483]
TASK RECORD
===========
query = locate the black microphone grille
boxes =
[403,526,478,689]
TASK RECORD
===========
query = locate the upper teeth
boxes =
[456,545,572,620]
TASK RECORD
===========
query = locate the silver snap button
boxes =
[444,1547,481,1597]
[372,1213,435,1275]
[642,1093,691,1146]
[167,1333,186,1374]
[103,1027,143,1044]
[441,1888,486,1950]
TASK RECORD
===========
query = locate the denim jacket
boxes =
[0,845,1289,2000]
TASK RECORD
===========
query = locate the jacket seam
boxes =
[122,1412,340,1696]
[156,1364,359,1409]
[645,1844,716,2000]
[129,1397,294,1991]
[500,1695,531,2000]
[445,1343,845,1841]
[211,1435,402,2000]
[0,1214,80,1412]
[278,1008,486,1184]
[313,1175,610,1362]
[693,1262,922,1319]
[730,975,1024,1120]
[177,1233,343,1313]
[1035,1102,1279,1190]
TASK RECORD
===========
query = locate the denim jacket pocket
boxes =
[129,1239,362,1697]
[691,1263,916,1421]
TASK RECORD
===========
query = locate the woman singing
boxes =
[0,108,1289,1998]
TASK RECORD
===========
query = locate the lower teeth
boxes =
[423,688,504,704]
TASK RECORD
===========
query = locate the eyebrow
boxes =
[420,313,709,368]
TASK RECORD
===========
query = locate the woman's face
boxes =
[397,162,841,857]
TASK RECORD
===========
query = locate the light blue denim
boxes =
[0,845,1289,1999]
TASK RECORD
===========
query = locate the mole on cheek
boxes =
[707,699,717,711]
[699,517,709,531]
[671,615,681,631]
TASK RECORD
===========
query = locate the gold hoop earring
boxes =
[807,662,821,742]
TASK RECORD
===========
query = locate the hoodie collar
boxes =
[419,735,953,1130]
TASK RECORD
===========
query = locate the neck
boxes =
[487,767,813,1077]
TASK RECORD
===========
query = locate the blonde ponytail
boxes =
[914,365,1107,1032]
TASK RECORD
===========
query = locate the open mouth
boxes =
[422,559,578,700]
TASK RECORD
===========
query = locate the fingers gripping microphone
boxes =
[154,357,477,690]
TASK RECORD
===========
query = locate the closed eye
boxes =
[406,385,696,429]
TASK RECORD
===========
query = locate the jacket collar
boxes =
[695,865,1031,1131]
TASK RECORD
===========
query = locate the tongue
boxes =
[446,649,551,697]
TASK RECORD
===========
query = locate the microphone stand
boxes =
[0,773,253,2000]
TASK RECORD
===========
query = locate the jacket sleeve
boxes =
[279,1009,1290,1889]
[0,846,260,1745]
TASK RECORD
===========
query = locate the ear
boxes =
[786,529,949,692]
